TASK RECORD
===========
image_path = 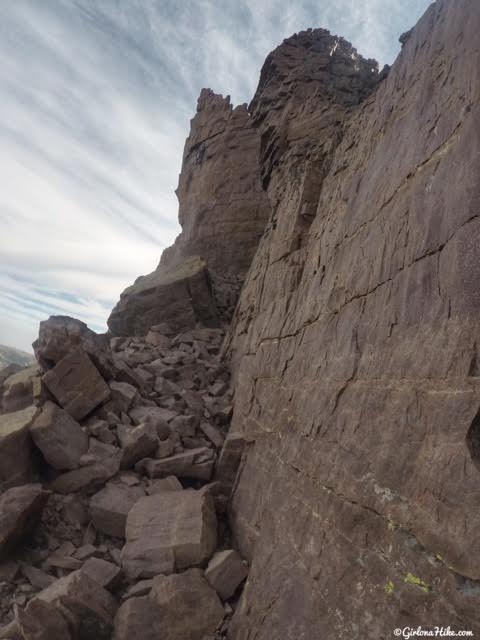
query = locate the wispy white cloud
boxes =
[0,0,432,352]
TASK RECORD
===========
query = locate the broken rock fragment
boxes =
[30,401,88,470]
[90,482,145,538]
[0,484,49,559]
[0,405,38,489]
[82,557,123,590]
[117,423,158,469]
[136,446,215,480]
[205,549,248,600]
[34,569,117,639]
[113,569,224,640]
[122,489,217,579]
[42,349,110,420]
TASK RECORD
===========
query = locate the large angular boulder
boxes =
[113,569,224,640]
[34,569,117,639]
[90,482,145,538]
[30,401,88,470]
[0,484,49,559]
[0,405,38,489]
[1,365,42,413]
[42,350,110,420]
[121,490,217,579]
[16,598,72,640]
[108,256,220,337]
[33,315,112,378]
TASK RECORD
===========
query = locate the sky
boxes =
[0,0,433,353]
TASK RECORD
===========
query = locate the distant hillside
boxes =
[0,345,35,371]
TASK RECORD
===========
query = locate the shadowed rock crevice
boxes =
[466,409,480,471]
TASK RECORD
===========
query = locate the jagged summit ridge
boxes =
[2,1,480,637]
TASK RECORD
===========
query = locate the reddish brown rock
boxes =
[33,315,112,378]
[0,405,38,489]
[90,482,145,538]
[30,401,88,470]
[0,484,49,559]
[113,569,224,640]
[42,350,110,420]
[1,365,42,413]
[225,2,480,637]
[117,423,158,469]
[82,557,122,590]
[34,569,117,639]
[205,549,248,600]
[108,86,271,336]
[135,447,215,480]
[122,490,217,578]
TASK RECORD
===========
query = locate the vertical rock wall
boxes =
[226,0,480,636]
[108,90,271,336]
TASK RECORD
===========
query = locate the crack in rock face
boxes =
[2,0,480,637]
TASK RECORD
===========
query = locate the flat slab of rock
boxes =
[136,447,215,480]
[35,569,117,639]
[31,401,88,470]
[42,350,110,420]
[90,482,145,538]
[205,549,248,600]
[122,490,217,578]
[113,569,224,640]
[0,484,49,559]
[0,405,38,489]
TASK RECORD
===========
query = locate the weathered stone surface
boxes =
[30,401,88,470]
[225,2,480,637]
[90,482,145,538]
[146,475,183,495]
[109,381,137,414]
[42,350,110,420]
[0,405,38,489]
[1,365,41,413]
[49,450,120,494]
[108,84,272,337]
[113,569,224,640]
[82,557,122,590]
[122,490,217,577]
[136,447,215,480]
[35,570,117,639]
[17,598,71,640]
[33,315,112,378]
[117,423,158,469]
[205,549,248,600]
[0,484,49,559]
[108,256,220,337]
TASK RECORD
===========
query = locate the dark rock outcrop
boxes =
[108,90,271,336]
[3,1,480,637]
[225,1,480,637]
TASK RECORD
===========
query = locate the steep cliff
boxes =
[226,0,480,637]
[108,90,271,336]
[1,1,479,638]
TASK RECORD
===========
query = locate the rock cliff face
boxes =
[108,89,271,336]
[226,0,480,637]
[1,1,480,638]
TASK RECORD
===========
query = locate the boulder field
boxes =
[1,0,480,637]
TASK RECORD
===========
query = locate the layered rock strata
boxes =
[108,90,271,336]
[226,1,480,637]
